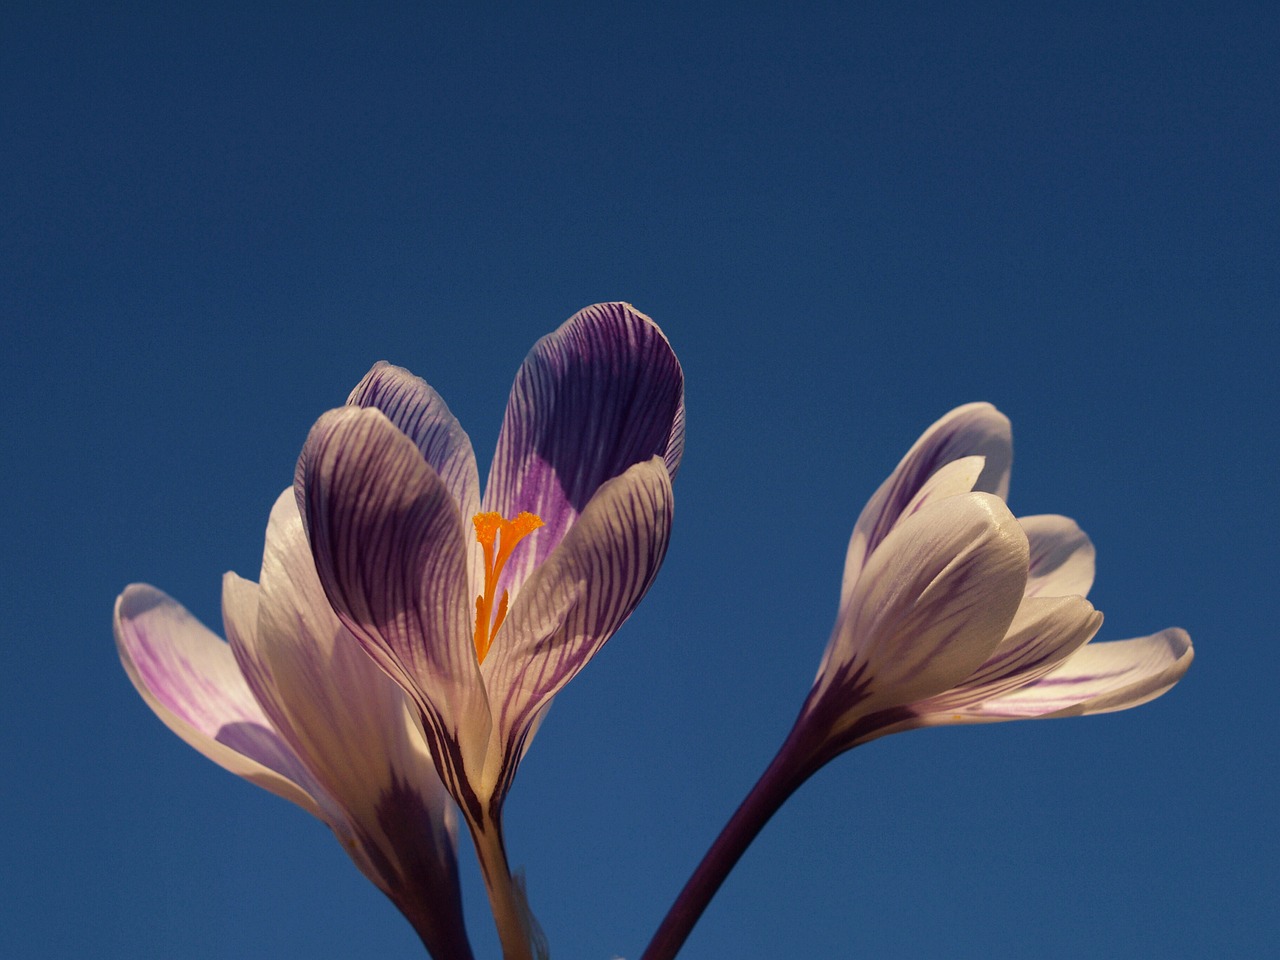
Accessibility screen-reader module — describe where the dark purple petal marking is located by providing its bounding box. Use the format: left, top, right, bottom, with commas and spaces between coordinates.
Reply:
480, 457, 674, 810
296, 406, 492, 808
346, 362, 481, 524
844, 404, 1012, 589
482, 303, 684, 593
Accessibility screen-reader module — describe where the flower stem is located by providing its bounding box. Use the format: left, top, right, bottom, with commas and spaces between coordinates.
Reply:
470, 817, 536, 960
640, 729, 820, 960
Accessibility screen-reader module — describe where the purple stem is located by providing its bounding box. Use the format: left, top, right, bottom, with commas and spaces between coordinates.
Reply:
640, 726, 822, 960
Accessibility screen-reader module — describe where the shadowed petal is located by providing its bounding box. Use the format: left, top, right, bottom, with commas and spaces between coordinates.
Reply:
482, 303, 684, 595
815, 493, 1029, 725
297, 406, 491, 808
114, 583, 322, 817
478, 457, 674, 805
971, 628, 1194, 719
1021, 514, 1096, 598
843, 403, 1012, 598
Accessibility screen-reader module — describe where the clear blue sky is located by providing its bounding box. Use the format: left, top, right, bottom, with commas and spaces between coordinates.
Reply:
2, 2, 1274, 958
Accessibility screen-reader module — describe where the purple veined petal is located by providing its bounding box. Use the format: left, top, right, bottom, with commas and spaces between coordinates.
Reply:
296, 406, 492, 813
914, 594, 1103, 717
231, 491, 469, 956
345, 361, 482, 527
970, 628, 1193, 719
114, 583, 323, 817
842, 403, 1012, 599
482, 303, 684, 596
1021, 514, 1096, 599
477, 457, 674, 806
233, 490, 453, 828
892, 455, 986, 528
813, 492, 1030, 727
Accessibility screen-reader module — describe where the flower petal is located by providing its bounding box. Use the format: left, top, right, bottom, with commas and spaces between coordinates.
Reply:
296, 405, 491, 815
114, 583, 322, 816
232, 490, 468, 954
842, 403, 1012, 597
482, 303, 684, 594
345, 361, 482, 528
1021, 514, 1096, 598
478, 457, 674, 805
915, 594, 1103, 716
969, 628, 1193, 719
814, 492, 1029, 726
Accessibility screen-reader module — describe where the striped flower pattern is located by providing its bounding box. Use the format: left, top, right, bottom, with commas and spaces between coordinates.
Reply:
295, 302, 685, 833
115, 491, 472, 959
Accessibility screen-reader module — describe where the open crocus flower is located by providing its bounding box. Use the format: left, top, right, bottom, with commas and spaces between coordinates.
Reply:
799, 401, 1193, 757
641, 402, 1191, 960
115, 490, 472, 960
295, 302, 684, 960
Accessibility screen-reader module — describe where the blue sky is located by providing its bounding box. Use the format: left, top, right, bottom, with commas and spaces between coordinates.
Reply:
2, 2, 1275, 958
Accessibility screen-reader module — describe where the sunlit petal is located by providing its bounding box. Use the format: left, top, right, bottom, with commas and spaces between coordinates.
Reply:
814, 492, 1029, 724
114, 583, 322, 816
972, 628, 1194, 719
842, 403, 1011, 600
482, 303, 684, 595
1021, 514, 1096, 598
297, 405, 492, 804
479, 457, 673, 800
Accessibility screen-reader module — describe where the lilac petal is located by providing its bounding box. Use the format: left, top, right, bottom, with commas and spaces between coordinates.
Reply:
971, 628, 1193, 719
842, 403, 1012, 598
916, 595, 1103, 716
345, 361, 482, 527
482, 303, 684, 595
114, 583, 322, 816
296, 406, 491, 808
1021, 514, 1096, 599
814, 492, 1029, 722
478, 457, 673, 805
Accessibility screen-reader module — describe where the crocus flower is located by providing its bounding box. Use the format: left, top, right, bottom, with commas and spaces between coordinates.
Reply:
116, 490, 472, 960
800, 401, 1193, 757
295, 302, 684, 960
642, 402, 1191, 960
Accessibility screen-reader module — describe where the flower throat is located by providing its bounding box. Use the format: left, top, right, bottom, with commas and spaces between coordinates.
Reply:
472, 511, 544, 663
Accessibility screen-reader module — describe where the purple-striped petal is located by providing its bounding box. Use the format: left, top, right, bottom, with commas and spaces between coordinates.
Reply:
915, 595, 1103, 716
477, 457, 673, 804
296, 406, 492, 803
345, 361, 482, 528
481, 303, 684, 596
842, 404, 1012, 598
1021, 514, 1096, 599
114, 583, 322, 816
970, 628, 1194, 719
230, 490, 469, 955
814, 493, 1029, 722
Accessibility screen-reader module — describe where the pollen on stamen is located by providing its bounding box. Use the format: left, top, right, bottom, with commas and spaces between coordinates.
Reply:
472, 512, 503, 548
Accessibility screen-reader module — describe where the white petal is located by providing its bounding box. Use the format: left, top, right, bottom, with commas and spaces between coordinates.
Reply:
842, 403, 1012, 601
1021, 514, 1096, 598
970, 628, 1193, 719
114, 583, 322, 817
815, 492, 1029, 721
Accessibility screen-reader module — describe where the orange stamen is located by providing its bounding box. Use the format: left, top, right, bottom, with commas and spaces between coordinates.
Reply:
471, 510, 543, 663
